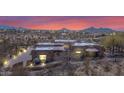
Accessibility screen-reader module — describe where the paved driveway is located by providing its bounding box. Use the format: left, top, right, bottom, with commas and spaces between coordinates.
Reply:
9, 47, 33, 67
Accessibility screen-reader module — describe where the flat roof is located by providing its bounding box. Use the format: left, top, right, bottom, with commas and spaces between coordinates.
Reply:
34, 46, 65, 51
55, 39, 76, 43
86, 48, 99, 52
36, 42, 64, 46
72, 42, 99, 47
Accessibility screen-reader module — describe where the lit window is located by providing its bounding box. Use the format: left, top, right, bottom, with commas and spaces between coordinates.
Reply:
39, 55, 47, 62
75, 50, 81, 54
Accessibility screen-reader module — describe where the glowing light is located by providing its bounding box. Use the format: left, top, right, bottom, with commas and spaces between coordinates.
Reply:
18, 51, 22, 56
75, 50, 81, 54
22, 48, 27, 53
3, 60, 9, 67
41, 63, 46, 67
13, 55, 17, 59
4, 60, 8, 65
39, 55, 47, 61
29, 63, 33, 67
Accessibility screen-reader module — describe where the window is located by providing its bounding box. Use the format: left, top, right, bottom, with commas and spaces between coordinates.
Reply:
39, 55, 47, 62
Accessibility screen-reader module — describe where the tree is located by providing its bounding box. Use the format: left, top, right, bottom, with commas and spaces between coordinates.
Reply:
102, 33, 124, 62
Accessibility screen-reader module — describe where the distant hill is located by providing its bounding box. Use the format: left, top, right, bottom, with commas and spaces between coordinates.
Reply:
57, 27, 118, 34
0, 25, 122, 33
57, 28, 72, 32
0, 25, 28, 32
0, 25, 17, 30
79, 27, 116, 34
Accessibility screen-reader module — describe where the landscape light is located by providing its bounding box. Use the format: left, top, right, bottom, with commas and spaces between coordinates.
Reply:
13, 55, 17, 59
22, 48, 27, 53
29, 63, 33, 67
18, 51, 22, 56
41, 63, 46, 67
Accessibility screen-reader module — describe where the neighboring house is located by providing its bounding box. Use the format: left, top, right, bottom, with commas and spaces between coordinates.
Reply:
71, 42, 105, 61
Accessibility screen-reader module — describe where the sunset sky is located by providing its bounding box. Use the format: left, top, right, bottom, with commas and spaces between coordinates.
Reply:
0, 16, 124, 30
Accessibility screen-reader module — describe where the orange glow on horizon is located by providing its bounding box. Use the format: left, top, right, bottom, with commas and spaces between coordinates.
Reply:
0, 16, 124, 30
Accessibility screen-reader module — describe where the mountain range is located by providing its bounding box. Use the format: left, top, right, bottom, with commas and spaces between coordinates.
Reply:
0, 25, 17, 30
79, 27, 116, 34
0, 25, 121, 33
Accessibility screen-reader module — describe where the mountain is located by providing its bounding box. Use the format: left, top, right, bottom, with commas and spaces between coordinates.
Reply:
58, 28, 71, 32
0, 25, 121, 33
80, 27, 116, 34
0, 25, 28, 32
0, 25, 17, 30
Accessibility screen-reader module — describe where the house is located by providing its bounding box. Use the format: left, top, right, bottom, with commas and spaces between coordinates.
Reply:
71, 42, 104, 61
30, 41, 105, 66
31, 43, 65, 65
54, 39, 76, 50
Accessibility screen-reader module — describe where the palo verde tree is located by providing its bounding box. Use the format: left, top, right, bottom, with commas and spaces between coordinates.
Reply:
101, 33, 124, 59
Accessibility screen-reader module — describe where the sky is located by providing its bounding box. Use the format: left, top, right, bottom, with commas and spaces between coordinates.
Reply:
0, 16, 124, 30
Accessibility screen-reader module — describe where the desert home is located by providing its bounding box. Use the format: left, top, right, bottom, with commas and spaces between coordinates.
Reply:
30, 40, 104, 66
